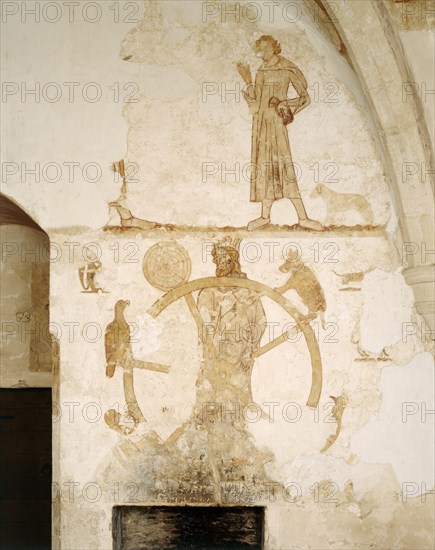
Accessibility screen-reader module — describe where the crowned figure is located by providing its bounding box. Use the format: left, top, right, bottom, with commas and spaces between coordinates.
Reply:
197, 237, 267, 402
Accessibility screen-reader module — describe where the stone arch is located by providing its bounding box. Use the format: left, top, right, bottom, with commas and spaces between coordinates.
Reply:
312, 0, 434, 334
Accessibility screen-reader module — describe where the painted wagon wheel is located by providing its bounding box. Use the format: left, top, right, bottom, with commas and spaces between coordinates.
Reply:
146, 277, 322, 409
111, 242, 323, 432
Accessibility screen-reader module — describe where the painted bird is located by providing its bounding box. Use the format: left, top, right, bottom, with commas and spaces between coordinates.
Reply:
104, 299, 131, 378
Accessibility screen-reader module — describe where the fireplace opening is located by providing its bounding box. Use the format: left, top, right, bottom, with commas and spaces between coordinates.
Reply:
112, 505, 264, 549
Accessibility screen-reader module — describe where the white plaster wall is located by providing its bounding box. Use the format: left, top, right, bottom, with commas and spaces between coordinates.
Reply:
1, 1, 145, 228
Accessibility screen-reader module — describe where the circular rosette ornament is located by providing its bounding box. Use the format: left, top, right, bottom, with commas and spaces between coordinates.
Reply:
142, 241, 192, 291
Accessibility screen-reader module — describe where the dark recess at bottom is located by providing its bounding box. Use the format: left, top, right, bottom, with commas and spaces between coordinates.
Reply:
112, 505, 264, 550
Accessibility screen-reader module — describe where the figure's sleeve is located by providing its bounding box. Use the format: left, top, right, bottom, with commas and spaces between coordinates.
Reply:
242, 70, 264, 115
279, 65, 310, 115
289, 64, 308, 90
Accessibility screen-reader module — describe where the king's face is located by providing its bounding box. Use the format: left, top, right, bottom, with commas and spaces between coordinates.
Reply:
214, 249, 236, 277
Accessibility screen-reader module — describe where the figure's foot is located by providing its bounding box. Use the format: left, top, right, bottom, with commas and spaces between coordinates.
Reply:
247, 216, 271, 231
109, 201, 131, 220
298, 218, 323, 231
110, 202, 157, 230
122, 216, 157, 231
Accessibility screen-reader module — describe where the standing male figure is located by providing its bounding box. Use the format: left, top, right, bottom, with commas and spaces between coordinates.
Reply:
237, 35, 322, 231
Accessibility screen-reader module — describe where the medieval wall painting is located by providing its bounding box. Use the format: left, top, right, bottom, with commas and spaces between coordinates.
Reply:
41, 2, 434, 549
49, 220, 431, 548
104, 1, 391, 232
103, 237, 325, 495
97, 4, 391, 502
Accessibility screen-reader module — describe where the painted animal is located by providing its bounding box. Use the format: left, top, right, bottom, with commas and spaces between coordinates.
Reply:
320, 395, 347, 453
310, 184, 374, 226
104, 299, 131, 377
275, 251, 326, 324
332, 270, 366, 285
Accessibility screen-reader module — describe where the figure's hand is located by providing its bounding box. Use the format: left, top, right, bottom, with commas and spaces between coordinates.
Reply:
276, 101, 294, 124
276, 104, 287, 117
237, 62, 252, 85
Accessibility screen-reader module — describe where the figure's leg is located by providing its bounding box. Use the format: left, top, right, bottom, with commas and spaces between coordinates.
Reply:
290, 197, 323, 231
283, 161, 323, 230
247, 199, 273, 231
291, 197, 307, 219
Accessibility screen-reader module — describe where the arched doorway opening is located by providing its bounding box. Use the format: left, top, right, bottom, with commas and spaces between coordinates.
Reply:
1, 192, 53, 549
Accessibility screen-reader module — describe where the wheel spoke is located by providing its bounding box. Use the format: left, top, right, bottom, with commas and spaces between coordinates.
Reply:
148, 277, 322, 408
184, 293, 217, 359
253, 325, 300, 358
131, 359, 170, 373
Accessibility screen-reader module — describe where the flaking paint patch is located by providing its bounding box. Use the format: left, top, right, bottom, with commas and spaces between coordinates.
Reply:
351, 353, 435, 491
359, 269, 415, 354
